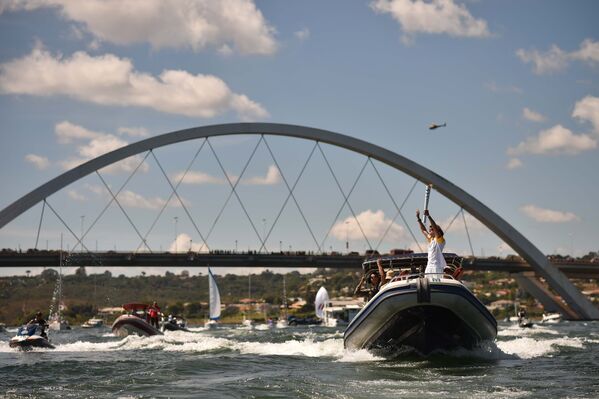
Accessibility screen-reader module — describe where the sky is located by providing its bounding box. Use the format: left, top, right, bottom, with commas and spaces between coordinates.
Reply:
0, 0, 598, 276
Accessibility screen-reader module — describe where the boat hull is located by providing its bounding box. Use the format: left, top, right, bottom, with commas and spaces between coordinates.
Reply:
111, 315, 163, 337
9, 336, 55, 350
344, 277, 497, 355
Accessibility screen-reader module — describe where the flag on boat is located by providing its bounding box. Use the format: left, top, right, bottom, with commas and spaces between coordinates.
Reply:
315, 287, 329, 319
208, 268, 221, 320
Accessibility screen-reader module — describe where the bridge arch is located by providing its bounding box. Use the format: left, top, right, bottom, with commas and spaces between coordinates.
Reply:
1, 123, 597, 319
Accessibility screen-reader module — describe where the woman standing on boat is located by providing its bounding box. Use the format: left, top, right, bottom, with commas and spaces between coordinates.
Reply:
416, 209, 447, 275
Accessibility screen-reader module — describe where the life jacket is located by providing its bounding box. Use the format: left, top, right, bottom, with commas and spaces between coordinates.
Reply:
149, 306, 159, 318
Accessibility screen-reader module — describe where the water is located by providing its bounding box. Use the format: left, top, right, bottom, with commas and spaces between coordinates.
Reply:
1, 322, 599, 398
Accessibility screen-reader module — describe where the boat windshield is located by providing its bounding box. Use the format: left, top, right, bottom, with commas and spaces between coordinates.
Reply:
362, 253, 464, 282
17, 324, 42, 336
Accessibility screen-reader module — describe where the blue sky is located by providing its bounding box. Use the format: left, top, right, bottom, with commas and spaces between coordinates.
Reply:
0, 0, 598, 276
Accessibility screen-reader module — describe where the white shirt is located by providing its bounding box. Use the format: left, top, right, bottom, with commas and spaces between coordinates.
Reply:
425, 236, 447, 275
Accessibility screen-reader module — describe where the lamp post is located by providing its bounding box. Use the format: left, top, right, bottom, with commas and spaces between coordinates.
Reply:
345, 220, 350, 254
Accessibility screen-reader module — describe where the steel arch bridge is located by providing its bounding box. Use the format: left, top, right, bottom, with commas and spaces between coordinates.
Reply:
1, 123, 597, 319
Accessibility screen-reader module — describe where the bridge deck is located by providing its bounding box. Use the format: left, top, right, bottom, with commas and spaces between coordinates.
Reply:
1, 252, 597, 278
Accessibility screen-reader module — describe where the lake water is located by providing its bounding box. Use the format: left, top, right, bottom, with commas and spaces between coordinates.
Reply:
1, 321, 599, 398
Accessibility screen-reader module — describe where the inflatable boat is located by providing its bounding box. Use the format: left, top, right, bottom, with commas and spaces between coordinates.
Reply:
344, 253, 496, 355
111, 303, 163, 337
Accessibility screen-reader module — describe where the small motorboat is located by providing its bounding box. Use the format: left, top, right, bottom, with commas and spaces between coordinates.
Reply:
81, 317, 104, 328
344, 253, 497, 355
541, 313, 562, 324
162, 315, 189, 332
9, 324, 55, 350
315, 287, 362, 327
111, 303, 163, 337
48, 315, 71, 331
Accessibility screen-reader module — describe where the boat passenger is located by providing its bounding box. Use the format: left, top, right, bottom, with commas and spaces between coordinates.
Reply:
148, 302, 161, 329
377, 258, 394, 288
353, 271, 381, 301
416, 209, 447, 275
27, 311, 48, 338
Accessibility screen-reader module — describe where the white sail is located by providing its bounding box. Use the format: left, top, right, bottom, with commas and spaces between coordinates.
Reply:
208, 268, 221, 320
315, 287, 329, 319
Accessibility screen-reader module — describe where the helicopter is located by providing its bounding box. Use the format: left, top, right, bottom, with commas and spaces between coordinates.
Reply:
428, 122, 447, 130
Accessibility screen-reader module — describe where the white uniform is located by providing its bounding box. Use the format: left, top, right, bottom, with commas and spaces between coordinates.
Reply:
425, 236, 447, 274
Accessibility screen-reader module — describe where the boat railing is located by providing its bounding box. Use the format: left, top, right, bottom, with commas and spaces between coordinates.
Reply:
388, 272, 458, 284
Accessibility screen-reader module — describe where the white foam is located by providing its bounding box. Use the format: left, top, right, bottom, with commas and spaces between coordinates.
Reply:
498, 324, 560, 337
497, 336, 585, 359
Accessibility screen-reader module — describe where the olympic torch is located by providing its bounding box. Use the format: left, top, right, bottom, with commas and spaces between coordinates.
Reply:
422, 184, 432, 225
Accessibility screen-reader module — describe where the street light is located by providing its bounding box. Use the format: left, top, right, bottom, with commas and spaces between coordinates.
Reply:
345, 220, 350, 253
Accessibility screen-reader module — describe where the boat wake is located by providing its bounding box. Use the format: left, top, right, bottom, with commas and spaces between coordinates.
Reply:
2, 326, 596, 362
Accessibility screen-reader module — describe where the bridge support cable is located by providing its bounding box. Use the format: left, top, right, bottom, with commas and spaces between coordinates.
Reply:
461, 208, 475, 257
43, 199, 94, 254
70, 151, 152, 253
318, 144, 373, 250
444, 207, 462, 233
207, 138, 268, 252
96, 171, 153, 252
260, 137, 321, 253
369, 160, 423, 252
150, 149, 210, 252
203, 136, 264, 245
34, 199, 46, 250
134, 139, 208, 254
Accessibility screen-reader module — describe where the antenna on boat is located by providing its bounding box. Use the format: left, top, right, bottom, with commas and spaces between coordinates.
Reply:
422, 184, 432, 225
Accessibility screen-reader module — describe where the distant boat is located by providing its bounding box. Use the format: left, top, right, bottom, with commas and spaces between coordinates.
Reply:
315, 287, 361, 327
276, 275, 289, 328
541, 313, 562, 324
48, 255, 70, 331
204, 268, 221, 329
81, 317, 104, 328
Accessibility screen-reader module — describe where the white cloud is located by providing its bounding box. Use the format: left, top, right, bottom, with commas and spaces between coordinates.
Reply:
172, 170, 225, 185
371, 0, 490, 41
117, 127, 149, 138
570, 38, 599, 66
517, 39, 599, 74
55, 120, 101, 143
516, 45, 568, 74
507, 124, 597, 156
506, 158, 523, 170
331, 209, 408, 243
241, 165, 281, 185
522, 107, 545, 123
54, 121, 150, 174
572, 95, 599, 134
169, 233, 208, 253
1, 0, 277, 55
295, 27, 310, 41
67, 189, 86, 201
24, 153, 50, 170
117, 190, 183, 210
520, 205, 579, 223
0, 47, 269, 120
173, 165, 281, 186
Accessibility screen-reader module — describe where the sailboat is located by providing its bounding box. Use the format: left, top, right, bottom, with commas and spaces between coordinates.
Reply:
49, 245, 70, 331
242, 274, 254, 328
276, 274, 289, 328
204, 268, 221, 329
